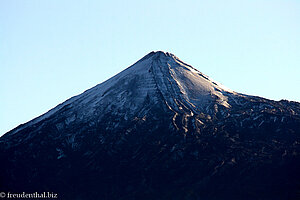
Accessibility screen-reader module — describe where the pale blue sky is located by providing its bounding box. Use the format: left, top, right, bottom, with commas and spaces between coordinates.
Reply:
1, 0, 299, 135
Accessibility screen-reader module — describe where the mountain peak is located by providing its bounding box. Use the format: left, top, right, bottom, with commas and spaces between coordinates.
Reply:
1, 51, 300, 200
6, 51, 233, 136
139, 51, 176, 63
148, 50, 172, 56
153, 50, 175, 57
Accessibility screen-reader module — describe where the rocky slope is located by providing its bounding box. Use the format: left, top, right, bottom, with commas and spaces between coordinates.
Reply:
1, 51, 300, 199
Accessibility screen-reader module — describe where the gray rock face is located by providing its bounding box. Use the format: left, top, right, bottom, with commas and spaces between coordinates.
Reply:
1, 51, 300, 200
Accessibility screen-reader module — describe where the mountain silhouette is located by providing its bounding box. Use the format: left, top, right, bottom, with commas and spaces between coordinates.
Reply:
1, 51, 299, 200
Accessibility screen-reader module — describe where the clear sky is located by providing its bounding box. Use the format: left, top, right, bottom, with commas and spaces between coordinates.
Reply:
1, 0, 299, 135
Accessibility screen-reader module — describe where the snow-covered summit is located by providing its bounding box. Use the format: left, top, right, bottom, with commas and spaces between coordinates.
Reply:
65, 50, 234, 114
9, 51, 236, 135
